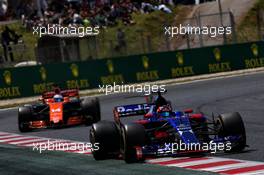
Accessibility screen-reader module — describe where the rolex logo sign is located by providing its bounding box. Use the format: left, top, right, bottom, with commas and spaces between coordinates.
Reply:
251, 44, 258, 57
213, 48, 221, 62
176, 52, 184, 66
142, 56, 149, 70
70, 64, 79, 78
39, 67, 47, 81
107, 60, 114, 74
3, 70, 11, 85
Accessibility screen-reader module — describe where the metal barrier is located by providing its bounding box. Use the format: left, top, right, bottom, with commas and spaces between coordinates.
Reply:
0, 43, 30, 67
34, 11, 243, 63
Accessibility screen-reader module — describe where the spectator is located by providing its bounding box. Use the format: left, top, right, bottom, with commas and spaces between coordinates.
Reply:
115, 28, 126, 52
158, 4, 172, 13
1, 26, 22, 61
141, 2, 155, 13
1, 26, 14, 62
36, 0, 48, 18
7, 0, 176, 30
0, 0, 7, 20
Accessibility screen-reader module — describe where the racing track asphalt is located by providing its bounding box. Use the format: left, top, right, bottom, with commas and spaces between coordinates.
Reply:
0, 71, 264, 162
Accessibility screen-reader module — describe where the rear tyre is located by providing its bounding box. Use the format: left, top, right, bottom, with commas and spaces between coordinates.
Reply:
81, 98, 101, 125
217, 112, 246, 152
121, 123, 146, 163
18, 106, 32, 132
89, 121, 120, 160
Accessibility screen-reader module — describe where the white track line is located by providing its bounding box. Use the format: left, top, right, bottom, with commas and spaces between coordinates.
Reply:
168, 157, 228, 167
214, 162, 264, 173
11, 138, 48, 145
238, 170, 264, 175
0, 136, 26, 142
203, 162, 264, 172
0, 134, 20, 139
146, 157, 189, 163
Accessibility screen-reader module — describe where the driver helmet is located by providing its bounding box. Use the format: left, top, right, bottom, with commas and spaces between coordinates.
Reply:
54, 94, 63, 102
157, 104, 172, 117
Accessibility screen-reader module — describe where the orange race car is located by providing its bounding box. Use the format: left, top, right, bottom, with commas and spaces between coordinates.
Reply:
18, 88, 100, 132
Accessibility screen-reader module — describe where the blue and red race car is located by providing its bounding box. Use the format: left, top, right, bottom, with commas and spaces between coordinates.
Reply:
90, 91, 246, 163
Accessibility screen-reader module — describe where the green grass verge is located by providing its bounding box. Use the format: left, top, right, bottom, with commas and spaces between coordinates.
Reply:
95, 7, 177, 58
95, 5, 191, 59
236, 0, 264, 42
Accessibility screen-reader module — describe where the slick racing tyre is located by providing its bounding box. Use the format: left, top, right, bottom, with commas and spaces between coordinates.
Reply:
18, 106, 32, 132
217, 112, 246, 152
81, 97, 101, 125
121, 123, 146, 163
90, 121, 120, 160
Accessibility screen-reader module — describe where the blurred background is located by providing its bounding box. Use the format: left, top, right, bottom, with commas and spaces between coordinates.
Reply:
0, 0, 263, 68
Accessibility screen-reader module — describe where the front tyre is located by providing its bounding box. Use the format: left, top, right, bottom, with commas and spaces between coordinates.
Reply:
90, 121, 120, 160
217, 112, 246, 152
18, 106, 32, 132
121, 123, 146, 163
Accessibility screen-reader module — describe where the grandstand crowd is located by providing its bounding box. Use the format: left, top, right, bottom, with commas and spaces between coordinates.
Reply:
1, 0, 205, 29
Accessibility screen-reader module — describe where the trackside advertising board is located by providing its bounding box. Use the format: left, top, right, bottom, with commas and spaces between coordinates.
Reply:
0, 41, 263, 99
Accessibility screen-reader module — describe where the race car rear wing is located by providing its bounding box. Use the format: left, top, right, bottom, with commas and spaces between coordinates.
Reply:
42, 89, 79, 99
113, 103, 154, 118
